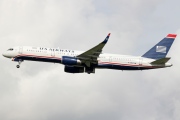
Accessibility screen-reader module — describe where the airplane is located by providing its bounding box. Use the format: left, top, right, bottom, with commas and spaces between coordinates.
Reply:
2, 33, 176, 74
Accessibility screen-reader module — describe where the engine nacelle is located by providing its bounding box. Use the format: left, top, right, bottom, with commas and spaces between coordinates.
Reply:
64, 66, 84, 73
61, 56, 81, 66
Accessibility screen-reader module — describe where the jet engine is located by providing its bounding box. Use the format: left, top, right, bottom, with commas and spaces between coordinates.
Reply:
64, 66, 84, 73
61, 56, 81, 66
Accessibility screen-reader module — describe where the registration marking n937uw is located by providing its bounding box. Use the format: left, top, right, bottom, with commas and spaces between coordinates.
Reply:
2, 33, 176, 74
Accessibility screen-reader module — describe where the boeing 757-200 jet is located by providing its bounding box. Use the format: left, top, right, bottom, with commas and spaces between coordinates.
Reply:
2, 33, 176, 74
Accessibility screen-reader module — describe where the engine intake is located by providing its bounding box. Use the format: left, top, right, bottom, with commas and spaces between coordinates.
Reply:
62, 56, 81, 66
64, 66, 84, 73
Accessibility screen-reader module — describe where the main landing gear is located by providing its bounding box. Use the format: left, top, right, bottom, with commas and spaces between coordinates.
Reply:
16, 60, 23, 68
85, 66, 95, 74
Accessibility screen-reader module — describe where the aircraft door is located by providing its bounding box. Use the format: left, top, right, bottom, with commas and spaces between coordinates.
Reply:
51, 49, 55, 57
109, 56, 113, 68
109, 56, 112, 62
19, 47, 23, 54
139, 58, 142, 65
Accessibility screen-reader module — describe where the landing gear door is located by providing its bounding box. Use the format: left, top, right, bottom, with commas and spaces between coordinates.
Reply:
19, 47, 23, 54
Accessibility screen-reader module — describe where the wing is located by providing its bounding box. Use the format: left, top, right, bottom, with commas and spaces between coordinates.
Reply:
77, 33, 111, 67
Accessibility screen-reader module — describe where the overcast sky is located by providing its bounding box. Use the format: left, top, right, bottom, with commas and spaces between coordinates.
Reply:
0, 0, 180, 120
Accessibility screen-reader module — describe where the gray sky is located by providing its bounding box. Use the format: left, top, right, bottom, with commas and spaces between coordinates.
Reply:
0, 0, 180, 120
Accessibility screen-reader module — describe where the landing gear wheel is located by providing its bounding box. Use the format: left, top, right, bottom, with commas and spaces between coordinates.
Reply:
85, 66, 95, 74
16, 59, 23, 68
16, 65, 20, 68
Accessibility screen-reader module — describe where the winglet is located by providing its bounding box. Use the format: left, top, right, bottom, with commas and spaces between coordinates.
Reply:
102, 33, 111, 44
108, 33, 111, 37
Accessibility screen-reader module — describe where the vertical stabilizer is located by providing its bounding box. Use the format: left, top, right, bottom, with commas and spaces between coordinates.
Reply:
142, 34, 176, 59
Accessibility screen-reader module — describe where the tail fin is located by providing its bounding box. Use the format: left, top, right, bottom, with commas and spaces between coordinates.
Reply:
142, 34, 176, 59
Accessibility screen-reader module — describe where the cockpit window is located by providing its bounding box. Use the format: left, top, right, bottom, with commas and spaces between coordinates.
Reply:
8, 48, 14, 51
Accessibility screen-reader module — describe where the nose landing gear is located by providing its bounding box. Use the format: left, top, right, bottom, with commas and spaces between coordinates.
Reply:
16, 60, 23, 68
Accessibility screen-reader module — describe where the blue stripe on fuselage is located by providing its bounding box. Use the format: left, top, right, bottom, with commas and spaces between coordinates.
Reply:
16, 56, 61, 63
97, 64, 153, 70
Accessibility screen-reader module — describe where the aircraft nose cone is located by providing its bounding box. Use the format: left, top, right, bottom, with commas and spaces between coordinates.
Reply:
2, 53, 7, 57
2, 53, 5, 57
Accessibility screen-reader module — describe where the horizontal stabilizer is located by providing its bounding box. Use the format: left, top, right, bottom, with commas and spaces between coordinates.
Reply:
151, 57, 171, 64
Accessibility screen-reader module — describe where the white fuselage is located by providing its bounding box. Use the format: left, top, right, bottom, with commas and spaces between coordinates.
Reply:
2, 46, 172, 71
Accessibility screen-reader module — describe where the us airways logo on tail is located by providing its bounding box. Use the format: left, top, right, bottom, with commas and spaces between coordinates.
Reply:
156, 46, 166, 53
